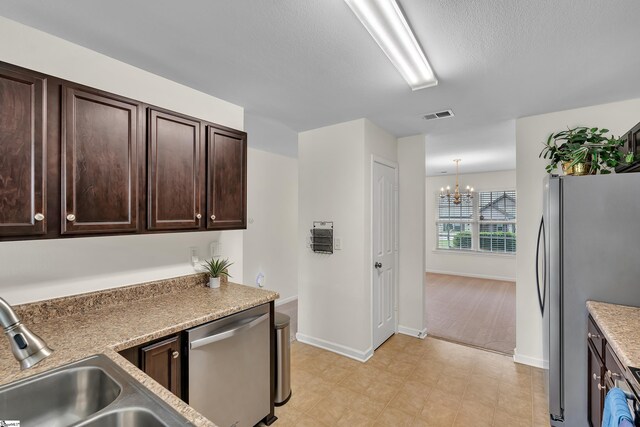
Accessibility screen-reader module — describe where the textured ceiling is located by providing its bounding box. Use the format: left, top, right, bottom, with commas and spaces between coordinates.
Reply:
1, 0, 640, 172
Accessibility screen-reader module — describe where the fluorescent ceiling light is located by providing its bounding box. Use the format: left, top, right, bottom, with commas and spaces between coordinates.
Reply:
345, 0, 437, 90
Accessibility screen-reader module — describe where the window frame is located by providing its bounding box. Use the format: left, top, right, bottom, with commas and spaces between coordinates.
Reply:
435, 188, 516, 255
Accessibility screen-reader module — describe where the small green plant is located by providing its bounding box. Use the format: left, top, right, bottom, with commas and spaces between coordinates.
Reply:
539, 127, 633, 174
201, 258, 233, 278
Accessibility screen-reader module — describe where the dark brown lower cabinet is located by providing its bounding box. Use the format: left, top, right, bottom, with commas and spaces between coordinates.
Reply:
140, 335, 182, 399
587, 341, 604, 427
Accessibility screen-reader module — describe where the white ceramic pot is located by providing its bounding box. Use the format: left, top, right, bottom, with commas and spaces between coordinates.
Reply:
209, 277, 221, 289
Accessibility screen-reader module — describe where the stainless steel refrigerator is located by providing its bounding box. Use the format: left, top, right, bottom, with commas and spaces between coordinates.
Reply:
538, 174, 640, 426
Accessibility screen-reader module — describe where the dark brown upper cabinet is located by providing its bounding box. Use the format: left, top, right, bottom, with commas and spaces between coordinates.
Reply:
61, 86, 141, 234
148, 109, 203, 230
207, 126, 247, 230
0, 66, 47, 237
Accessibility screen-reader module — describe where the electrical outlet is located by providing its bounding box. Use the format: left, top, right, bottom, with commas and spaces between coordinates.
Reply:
334, 237, 342, 250
210, 241, 221, 258
256, 272, 265, 288
189, 247, 199, 266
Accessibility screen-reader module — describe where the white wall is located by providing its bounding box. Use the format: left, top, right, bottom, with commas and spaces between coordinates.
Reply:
0, 17, 244, 304
243, 148, 298, 302
515, 97, 640, 366
297, 119, 398, 360
425, 170, 517, 281
297, 119, 369, 358
244, 112, 298, 158
397, 135, 427, 337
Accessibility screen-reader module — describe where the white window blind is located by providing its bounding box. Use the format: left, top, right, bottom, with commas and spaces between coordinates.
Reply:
478, 190, 516, 253
436, 190, 516, 254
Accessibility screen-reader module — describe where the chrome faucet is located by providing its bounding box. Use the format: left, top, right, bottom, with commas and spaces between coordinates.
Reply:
0, 297, 52, 369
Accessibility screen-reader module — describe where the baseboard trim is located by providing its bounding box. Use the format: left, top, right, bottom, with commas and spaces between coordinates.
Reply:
513, 349, 547, 369
397, 325, 427, 339
275, 295, 298, 307
295, 332, 373, 362
426, 269, 515, 282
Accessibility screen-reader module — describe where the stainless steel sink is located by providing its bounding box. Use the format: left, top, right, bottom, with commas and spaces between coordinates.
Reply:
77, 408, 169, 427
0, 355, 190, 427
0, 365, 121, 426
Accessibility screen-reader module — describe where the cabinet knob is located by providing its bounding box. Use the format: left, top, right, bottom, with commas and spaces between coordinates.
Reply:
210, 214, 216, 221
593, 373, 601, 381
588, 332, 601, 339
598, 383, 606, 391
196, 213, 202, 219
172, 351, 179, 359
66, 214, 76, 222
34, 213, 45, 221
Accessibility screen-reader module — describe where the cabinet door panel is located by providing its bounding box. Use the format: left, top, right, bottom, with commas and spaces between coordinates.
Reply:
0, 67, 46, 236
207, 127, 246, 229
148, 110, 201, 230
62, 87, 139, 234
141, 335, 181, 399
588, 341, 604, 427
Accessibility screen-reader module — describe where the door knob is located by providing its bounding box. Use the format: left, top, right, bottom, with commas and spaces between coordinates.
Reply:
374, 262, 382, 269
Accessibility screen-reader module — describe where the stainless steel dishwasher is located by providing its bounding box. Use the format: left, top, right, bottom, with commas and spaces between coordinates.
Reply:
186, 303, 271, 427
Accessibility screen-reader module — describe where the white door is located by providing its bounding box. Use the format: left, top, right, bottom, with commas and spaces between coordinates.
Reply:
372, 160, 397, 350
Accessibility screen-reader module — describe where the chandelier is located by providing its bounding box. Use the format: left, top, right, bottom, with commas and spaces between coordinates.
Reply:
440, 159, 474, 205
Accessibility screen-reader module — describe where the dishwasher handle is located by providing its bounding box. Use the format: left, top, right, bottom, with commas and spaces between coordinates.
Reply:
189, 313, 269, 350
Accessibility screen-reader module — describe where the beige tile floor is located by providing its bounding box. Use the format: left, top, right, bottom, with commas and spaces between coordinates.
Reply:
272, 334, 550, 426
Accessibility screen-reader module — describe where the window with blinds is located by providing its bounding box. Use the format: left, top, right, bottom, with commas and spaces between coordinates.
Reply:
478, 190, 516, 253
435, 190, 516, 254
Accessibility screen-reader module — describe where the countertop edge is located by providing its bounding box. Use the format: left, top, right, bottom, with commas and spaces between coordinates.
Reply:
586, 300, 638, 368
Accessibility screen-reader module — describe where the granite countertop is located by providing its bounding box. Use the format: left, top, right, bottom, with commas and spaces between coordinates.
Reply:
0, 274, 279, 426
587, 300, 640, 368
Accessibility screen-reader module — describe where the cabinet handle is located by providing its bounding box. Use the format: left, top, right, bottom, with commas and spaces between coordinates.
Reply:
172, 351, 179, 359
607, 370, 620, 378
588, 332, 601, 339
66, 214, 76, 221
210, 214, 216, 221
593, 373, 601, 381
196, 213, 202, 219
34, 213, 45, 221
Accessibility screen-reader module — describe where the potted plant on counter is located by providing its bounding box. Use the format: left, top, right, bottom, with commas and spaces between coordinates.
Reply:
539, 126, 633, 175
201, 258, 233, 289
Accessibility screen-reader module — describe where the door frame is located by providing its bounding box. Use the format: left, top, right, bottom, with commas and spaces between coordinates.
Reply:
370, 155, 400, 350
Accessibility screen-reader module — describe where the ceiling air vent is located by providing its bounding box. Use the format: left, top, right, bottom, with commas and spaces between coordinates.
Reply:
423, 109, 454, 121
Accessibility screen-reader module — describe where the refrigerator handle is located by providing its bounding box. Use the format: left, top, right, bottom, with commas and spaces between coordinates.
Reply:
542, 218, 547, 313
536, 216, 546, 316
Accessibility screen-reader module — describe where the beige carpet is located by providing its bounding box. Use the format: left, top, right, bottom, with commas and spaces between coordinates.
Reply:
425, 273, 516, 355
